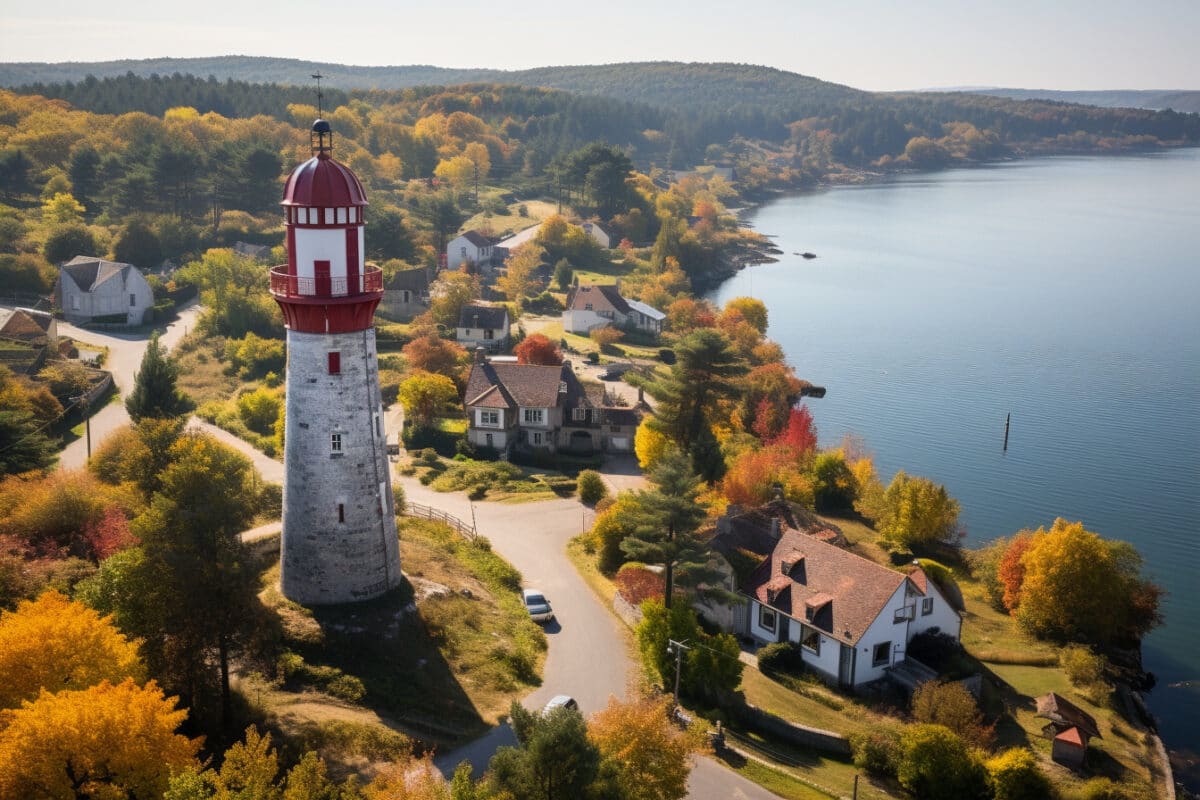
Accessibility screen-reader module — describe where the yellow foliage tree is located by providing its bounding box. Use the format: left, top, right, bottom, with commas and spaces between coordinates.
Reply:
0, 590, 144, 710
41, 191, 86, 224
495, 242, 543, 312
634, 421, 669, 470
0, 678, 200, 799
363, 753, 450, 799
434, 155, 476, 196
588, 696, 692, 800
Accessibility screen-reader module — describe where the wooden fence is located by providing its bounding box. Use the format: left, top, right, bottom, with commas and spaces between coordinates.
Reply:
404, 501, 478, 541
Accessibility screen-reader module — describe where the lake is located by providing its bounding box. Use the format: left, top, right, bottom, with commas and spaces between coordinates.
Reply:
709, 149, 1200, 786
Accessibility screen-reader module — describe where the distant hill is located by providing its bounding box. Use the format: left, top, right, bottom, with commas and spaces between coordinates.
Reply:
921, 87, 1200, 114
0, 57, 866, 113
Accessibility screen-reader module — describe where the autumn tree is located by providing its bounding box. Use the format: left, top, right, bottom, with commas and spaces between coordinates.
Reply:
737, 362, 804, 439
514, 333, 563, 366
723, 296, 768, 335
589, 325, 624, 350
126, 332, 193, 421
398, 371, 459, 428
811, 450, 858, 513
0, 590, 143, 709
496, 242, 543, 312
589, 696, 692, 800
874, 470, 961, 550
428, 270, 480, 328
1014, 519, 1162, 646
986, 748, 1056, 800
997, 531, 1037, 612
43, 222, 98, 265
637, 600, 743, 700
0, 678, 201, 800
402, 332, 467, 382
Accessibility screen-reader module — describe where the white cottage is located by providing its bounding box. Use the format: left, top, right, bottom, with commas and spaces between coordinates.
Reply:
445, 230, 495, 273
57, 256, 154, 326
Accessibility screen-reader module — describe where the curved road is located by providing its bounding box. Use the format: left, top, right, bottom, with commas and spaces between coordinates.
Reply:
57, 312, 778, 799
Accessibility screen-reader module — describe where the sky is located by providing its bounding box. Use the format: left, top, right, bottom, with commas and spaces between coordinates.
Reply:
1, 0, 1197, 91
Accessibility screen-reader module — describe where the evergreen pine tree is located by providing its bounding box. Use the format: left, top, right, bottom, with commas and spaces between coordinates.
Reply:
125, 333, 192, 422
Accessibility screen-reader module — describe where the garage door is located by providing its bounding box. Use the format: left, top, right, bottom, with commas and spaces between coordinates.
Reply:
610, 437, 630, 451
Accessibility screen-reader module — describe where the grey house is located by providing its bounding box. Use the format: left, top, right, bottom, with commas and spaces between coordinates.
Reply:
380, 267, 430, 320
456, 304, 510, 351
56, 256, 154, 325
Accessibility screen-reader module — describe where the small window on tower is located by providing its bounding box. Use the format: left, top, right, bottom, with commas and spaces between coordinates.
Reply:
337, 208, 347, 224
328, 352, 341, 374
330, 433, 342, 454
325, 208, 334, 224
337, 503, 345, 523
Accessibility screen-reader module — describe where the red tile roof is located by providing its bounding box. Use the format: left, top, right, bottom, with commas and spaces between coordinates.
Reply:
1054, 726, 1086, 747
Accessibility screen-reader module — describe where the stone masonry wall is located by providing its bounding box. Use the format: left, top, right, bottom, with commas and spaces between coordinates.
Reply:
281, 327, 401, 604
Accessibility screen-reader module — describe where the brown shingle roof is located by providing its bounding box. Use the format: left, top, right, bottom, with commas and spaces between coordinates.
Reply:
565, 283, 631, 315
0, 309, 51, 340
61, 256, 133, 292
464, 362, 589, 410
385, 268, 429, 292
745, 529, 909, 645
1037, 693, 1101, 740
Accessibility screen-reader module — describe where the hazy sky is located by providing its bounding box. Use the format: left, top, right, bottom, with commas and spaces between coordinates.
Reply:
2, 0, 1197, 91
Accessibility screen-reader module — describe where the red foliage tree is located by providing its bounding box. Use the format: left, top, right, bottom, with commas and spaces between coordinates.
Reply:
998, 532, 1036, 612
772, 405, 818, 456
83, 506, 134, 561
722, 445, 794, 506
513, 333, 562, 366
614, 566, 664, 607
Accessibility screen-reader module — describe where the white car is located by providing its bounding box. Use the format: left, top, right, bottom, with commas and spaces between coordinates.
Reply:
522, 589, 554, 623
543, 694, 579, 714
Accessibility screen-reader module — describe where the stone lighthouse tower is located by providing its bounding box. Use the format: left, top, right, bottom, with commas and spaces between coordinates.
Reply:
270, 119, 401, 605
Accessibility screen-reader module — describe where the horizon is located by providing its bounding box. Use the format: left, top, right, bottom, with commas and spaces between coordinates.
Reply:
2, 0, 1198, 92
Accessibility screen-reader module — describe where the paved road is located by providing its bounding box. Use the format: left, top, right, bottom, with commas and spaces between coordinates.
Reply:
57, 303, 203, 470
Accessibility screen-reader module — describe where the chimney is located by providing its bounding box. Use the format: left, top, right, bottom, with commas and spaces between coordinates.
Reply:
474, 346, 486, 364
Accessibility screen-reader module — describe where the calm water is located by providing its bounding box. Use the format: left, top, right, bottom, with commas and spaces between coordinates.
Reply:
710, 150, 1200, 781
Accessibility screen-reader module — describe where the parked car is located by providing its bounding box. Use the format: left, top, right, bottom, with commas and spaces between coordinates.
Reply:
543, 695, 578, 714
522, 589, 554, 623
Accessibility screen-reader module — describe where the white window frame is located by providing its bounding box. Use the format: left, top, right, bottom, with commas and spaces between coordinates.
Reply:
330, 432, 343, 454
758, 604, 777, 634
480, 410, 499, 427
800, 624, 821, 655
523, 408, 545, 425
894, 605, 915, 623
921, 597, 934, 616
532, 432, 543, 445
573, 408, 587, 422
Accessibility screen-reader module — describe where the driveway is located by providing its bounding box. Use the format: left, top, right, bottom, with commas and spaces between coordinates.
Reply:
56, 303, 204, 470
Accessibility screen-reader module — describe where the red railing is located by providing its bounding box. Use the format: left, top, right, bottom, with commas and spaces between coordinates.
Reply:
269, 265, 383, 298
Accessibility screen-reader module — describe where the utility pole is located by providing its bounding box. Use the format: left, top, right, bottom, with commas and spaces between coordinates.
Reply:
667, 638, 690, 703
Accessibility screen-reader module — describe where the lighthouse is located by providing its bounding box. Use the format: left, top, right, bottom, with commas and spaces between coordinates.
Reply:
270, 119, 401, 605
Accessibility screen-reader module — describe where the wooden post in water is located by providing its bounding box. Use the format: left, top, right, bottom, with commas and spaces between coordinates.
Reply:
1003, 413, 1011, 452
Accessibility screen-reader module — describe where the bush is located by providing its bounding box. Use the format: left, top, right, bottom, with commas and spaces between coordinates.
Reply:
897, 724, 990, 800
467, 485, 487, 500
613, 565, 663, 606
756, 641, 806, 675
986, 748, 1056, 800
257, 482, 283, 518
911, 680, 994, 750
576, 470, 608, 505
326, 674, 366, 702
390, 482, 406, 515
658, 348, 676, 364
586, 351, 600, 364
1060, 645, 1107, 687
850, 728, 901, 778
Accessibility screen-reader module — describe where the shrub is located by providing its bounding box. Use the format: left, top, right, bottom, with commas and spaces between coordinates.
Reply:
658, 348, 676, 364
613, 565, 662, 606
326, 674, 366, 702
756, 641, 805, 675
576, 470, 608, 505
1060, 645, 1107, 687
256, 482, 283, 518
986, 748, 1056, 800
586, 351, 599, 364
390, 483, 406, 515
850, 728, 901, 778
911, 680, 994, 750
467, 485, 487, 500
897, 724, 990, 800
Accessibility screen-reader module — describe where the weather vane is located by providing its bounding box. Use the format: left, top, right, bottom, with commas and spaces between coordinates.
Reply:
312, 73, 324, 117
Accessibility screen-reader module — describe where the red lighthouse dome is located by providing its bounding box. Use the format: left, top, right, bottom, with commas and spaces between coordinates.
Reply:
270, 120, 382, 334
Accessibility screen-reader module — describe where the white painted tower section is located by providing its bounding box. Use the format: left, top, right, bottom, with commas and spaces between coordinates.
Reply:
280, 328, 400, 604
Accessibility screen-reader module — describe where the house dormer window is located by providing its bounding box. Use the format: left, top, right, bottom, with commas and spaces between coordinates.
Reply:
758, 606, 777, 633
573, 408, 587, 422
523, 409, 544, 425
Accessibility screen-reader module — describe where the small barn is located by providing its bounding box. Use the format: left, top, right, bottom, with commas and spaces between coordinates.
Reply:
1037, 692, 1101, 769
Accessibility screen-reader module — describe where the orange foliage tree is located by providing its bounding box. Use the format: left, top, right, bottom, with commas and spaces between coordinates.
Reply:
589, 695, 693, 800
0, 679, 200, 800
0, 590, 144, 709
514, 333, 563, 365
402, 332, 467, 384
997, 531, 1036, 613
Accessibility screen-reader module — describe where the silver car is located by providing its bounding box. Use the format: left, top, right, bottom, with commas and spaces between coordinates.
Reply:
522, 589, 554, 623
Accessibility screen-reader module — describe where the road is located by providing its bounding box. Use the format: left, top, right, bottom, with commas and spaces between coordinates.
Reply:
57, 303, 204, 470
63, 313, 778, 799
